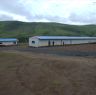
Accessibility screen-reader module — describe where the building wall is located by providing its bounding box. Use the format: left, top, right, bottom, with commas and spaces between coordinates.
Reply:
69, 39, 96, 44
29, 37, 39, 47
38, 40, 65, 47
0, 41, 17, 46
29, 37, 96, 47
38, 40, 49, 47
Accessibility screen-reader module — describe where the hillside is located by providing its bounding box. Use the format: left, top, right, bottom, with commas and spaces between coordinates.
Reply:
0, 21, 96, 42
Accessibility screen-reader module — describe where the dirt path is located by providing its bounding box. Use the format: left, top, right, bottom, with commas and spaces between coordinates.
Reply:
1, 44, 96, 57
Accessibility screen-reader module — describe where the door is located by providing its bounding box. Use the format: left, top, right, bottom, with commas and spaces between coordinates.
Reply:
48, 40, 51, 46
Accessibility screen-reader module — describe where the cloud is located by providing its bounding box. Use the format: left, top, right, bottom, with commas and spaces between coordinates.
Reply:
20, 0, 96, 24
0, 0, 96, 25
0, 10, 29, 22
0, 0, 31, 21
0, 14, 12, 21
0, 0, 30, 16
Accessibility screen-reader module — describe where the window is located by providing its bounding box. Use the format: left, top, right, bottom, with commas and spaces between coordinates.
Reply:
32, 41, 35, 44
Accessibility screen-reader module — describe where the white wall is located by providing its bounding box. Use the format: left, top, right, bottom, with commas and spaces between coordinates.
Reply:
70, 39, 96, 44
38, 39, 96, 47
0, 42, 17, 46
29, 37, 96, 47
38, 40, 65, 47
29, 37, 39, 47
38, 40, 49, 47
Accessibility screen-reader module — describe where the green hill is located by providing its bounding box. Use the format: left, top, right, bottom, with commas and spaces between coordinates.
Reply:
0, 21, 96, 42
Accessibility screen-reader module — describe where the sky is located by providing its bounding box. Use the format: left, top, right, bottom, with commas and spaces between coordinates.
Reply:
0, 0, 96, 25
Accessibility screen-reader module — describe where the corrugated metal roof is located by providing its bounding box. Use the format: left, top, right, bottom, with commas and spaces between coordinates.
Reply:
0, 38, 18, 42
32, 36, 96, 40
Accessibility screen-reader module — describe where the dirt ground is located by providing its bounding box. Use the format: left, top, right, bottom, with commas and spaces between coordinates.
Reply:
1, 43, 96, 56
0, 44, 96, 95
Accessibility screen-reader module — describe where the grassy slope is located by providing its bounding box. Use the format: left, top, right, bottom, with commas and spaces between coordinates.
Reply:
0, 21, 96, 42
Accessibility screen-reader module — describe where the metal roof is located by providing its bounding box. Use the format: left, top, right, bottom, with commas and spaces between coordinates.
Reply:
0, 38, 18, 42
31, 36, 96, 40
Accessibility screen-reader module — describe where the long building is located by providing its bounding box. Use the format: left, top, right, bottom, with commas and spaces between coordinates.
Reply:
29, 36, 96, 47
0, 38, 18, 46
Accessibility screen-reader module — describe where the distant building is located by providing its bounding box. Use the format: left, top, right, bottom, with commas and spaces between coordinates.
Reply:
0, 38, 18, 46
29, 36, 96, 47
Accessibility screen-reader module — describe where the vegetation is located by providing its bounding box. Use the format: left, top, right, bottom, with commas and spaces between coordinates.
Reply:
0, 21, 96, 42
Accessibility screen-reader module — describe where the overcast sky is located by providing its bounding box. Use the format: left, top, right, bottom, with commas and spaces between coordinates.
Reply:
0, 0, 96, 25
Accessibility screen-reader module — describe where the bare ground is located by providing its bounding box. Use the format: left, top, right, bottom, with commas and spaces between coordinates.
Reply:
0, 44, 96, 95
1, 43, 96, 56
